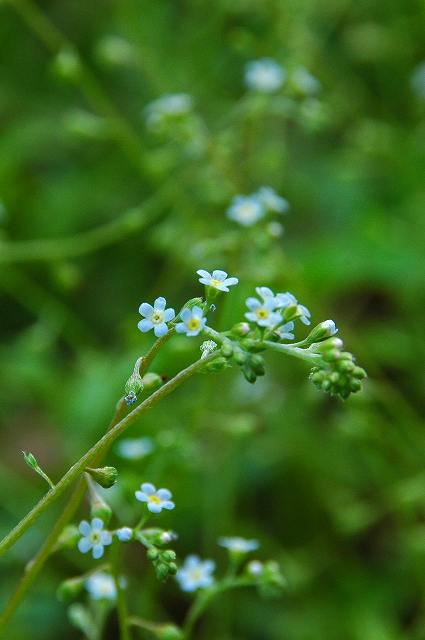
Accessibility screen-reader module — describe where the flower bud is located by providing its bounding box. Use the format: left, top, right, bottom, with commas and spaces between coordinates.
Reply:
167, 562, 178, 575
155, 562, 170, 581
242, 365, 257, 384
57, 576, 85, 601
147, 547, 159, 561
221, 340, 234, 358
161, 549, 176, 562
304, 320, 337, 346
156, 624, 183, 640
233, 350, 248, 365
124, 357, 144, 405
53, 48, 81, 81
249, 354, 265, 376
231, 322, 251, 337
142, 372, 163, 391
241, 339, 266, 353
86, 466, 118, 489
282, 303, 299, 322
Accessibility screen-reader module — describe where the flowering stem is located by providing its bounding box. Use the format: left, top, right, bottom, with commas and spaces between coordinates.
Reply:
263, 340, 325, 365
0, 398, 127, 631
0, 351, 220, 558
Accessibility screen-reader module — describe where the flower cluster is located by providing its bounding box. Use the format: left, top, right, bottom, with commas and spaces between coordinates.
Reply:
245, 58, 286, 93
309, 337, 367, 399
245, 287, 310, 331
135, 482, 175, 514
176, 555, 215, 592
227, 187, 289, 227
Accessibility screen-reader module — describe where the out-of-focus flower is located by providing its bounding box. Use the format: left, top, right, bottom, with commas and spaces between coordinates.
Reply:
175, 306, 206, 336
135, 482, 175, 513
245, 58, 286, 93
176, 555, 215, 592
226, 195, 265, 226
257, 187, 289, 214
160, 530, 178, 544
218, 536, 259, 553
115, 437, 154, 460
197, 269, 239, 292
245, 297, 282, 328
247, 560, 264, 576
138, 297, 175, 338
78, 518, 112, 560
291, 66, 321, 95
144, 93, 193, 130
85, 572, 116, 600
116, 527, 133, 542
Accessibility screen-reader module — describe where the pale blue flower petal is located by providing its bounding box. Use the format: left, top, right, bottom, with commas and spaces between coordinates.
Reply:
138, 319, 154, 333
139, 303, 154, 317
175, 322, 186, 334
147, 502, 162, 514
79, 520, 91, 536
154, 297, 166, 311
91, 518, 104, 531
180, 308, 191, 321
92, 544, 104, 560
212, 270, 227, 280
196, 269, 210, 279
164, 308, 175, 322
101, 531, 112, 546
157, 488, 172, 500
154, 323, 168, 337
78, 537, 92, 554
224, 277, 238, 286
162, 500, 175, 510
246, 297, 260, 310
135, 490, 148, 502
141, 482, 156, 495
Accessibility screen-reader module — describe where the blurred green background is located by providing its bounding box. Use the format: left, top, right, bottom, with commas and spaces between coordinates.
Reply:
1, 0, 425, 638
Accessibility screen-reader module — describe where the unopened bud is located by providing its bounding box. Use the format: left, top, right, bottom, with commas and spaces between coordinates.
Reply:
86, 466, 118, 489
155, 562, 169, 581
142, 372, 162, 391
124, 357, 144, 405
53, 48, 81, 81
156, 624, 183, 640
231, 322, 250, 337
147, 547, 159, 561
304, 320, 337, 346
161, 549, 176, 562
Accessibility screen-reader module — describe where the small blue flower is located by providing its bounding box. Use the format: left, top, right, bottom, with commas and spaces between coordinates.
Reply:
175, 306, 206, 337
218, 536, 259, 553
85, 572, 116, 601
78, 518, 112, 560
245, 58, 286, 93
276, 292, 311, 325
291, 66, 321, 96
257, 187, 289, 214
116, 527, 133, 542
245, 297, 282, 328
275, 321, 295, 340
144, 93, 193, 130
115, 437, 154, 460
197, 269, 239, 292
227, 195, 265, 227
176, 555, 215, 592
135, 482, 175, 514
138, 297, 175, 338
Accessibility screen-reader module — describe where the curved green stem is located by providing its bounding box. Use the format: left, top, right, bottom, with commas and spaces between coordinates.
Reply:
0, 191, 168, 264
0, 350, 220, 558
263, 340, 324, 365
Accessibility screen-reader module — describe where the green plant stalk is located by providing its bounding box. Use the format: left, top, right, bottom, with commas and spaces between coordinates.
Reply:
183, 577, 255, 639
0, 399, 127, 631
6, 0, 144, 171
111, 541, 131, 640
263, 340, 325, 365
0, 190, 169, 264
0, 351, 221, 559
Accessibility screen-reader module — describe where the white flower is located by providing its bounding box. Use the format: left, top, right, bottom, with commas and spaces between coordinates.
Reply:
160, 530, 178, 544
116, 527, 133, 542
197, 269, 239, 292
247, 560, 264, 576
245, 297, 282, 328
135, 482, 175, 514
245, 58, 286, 93
218, 536, 259, 553
175, 306, 206, 337
176, 555, 215, 592
115, 437, 154, 460
227, 195, 265, 227
78, 518, 112, 560
257, 187, 289, 214
85, 572, 116, 601
138, 297, 175, 338
267, 221, 284, 238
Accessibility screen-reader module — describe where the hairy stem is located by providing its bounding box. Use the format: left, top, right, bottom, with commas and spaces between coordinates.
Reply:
0, 351, 219, 558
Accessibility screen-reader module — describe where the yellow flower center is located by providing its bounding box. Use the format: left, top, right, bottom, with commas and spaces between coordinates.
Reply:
152, 311, 163, 323
256, 308, 269, 319
149, 495, 161, 505
188, 318, 201, 331
210, 279, 222, 288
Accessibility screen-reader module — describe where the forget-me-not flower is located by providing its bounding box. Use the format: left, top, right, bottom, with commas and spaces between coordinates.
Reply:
197, 269, 239, 292
245, 58, 286, 93
218, 536, 259, 553
85, 572, 116, 601
78, 518, 112, 560
276, 292, 311, 325
176, 306, 206, 336
138, 297, 175, 338
275, 321, 295, 341
227, 195, 265, 227
257, 187, 289, 214
245, 297, 282, 328
135, 482, 175, 514
176, 555, 215, 592
116, 527, 133, 542
144, 93, 193, 130
115, 437, 154, 460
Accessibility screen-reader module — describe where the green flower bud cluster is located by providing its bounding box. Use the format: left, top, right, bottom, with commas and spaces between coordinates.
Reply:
146, 546, 178, 582
246, 560, 286, 598
220, 336, 266, 384
309, 338, 367, 399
